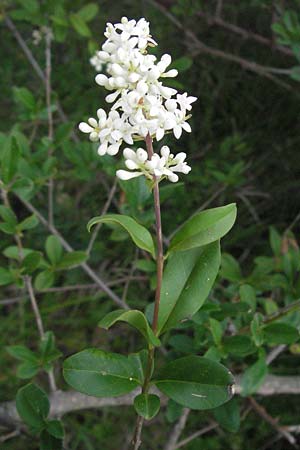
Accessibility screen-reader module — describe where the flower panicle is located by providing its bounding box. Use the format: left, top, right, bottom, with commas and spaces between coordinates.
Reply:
79, 16, 196, 183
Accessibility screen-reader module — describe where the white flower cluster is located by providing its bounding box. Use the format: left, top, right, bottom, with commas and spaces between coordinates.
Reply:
117, 146, 191, 183
79, 17, 196, 182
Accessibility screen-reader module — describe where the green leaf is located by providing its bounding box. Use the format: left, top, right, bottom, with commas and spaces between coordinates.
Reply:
0, 267, 14, 286
63, 349, 140, 397
22, 251, 42, 273
128, 350, 150, 385
77, 3, 99, 22
239, 284, 256, 311
45, 236, 63, 265
88, 214, 155, 257
241, 356, 267, 396
46, 419, 64, 439
16, 0, 39, 14
168, 334, 195, 353
157, 242, 221, 335
263, 322, 299, 345
134, 394, 160, 420
171, 56, 193, 71
269, 227, 282, 256
16, 383, 49, 430
154, 356, 234, 410
251, 313, 264, 346
0, 205, 17, 225
213, 398, 240, 433
166, 399, 183, 423
0, 222, 16, 234
99, 310, 160, 347
6, 345, 38, 362
40, 429, 63, 450
220, 253, 242, 282
39, 331, 62, 366
17, 361, 39, 379
13, 87, 36, 110
70, 13, 92, 37
169, 204, 236, 252
56, 251, 87, 269
34, 270, 55, 290
209, 318, 223, 346
290, 66, 300, 82
1, 136, 20, 184
17, 214, 39, 231
3, 246, 35, 260
223, 336, 256, 357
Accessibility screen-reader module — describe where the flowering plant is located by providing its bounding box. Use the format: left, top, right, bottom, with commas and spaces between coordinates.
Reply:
62, 16, 237, 449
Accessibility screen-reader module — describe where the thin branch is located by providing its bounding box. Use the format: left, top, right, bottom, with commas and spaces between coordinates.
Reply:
145, 0, 298, 95
196, 10, 294, 57
266, 344, 286, 365
248, 397, 296, 446
5, 16, 79, 142
176, 423, 218, 449
86, 179, 117, 255
168, 185, 226, 241
0, 277, 147, 306
4, 16, 45, 81
1, 376, 300, 428
164, 408, 190, 450
215, 0, 223, 19
17, 196, 129, 309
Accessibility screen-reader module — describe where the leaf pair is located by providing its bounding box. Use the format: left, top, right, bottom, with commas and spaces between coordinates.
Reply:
35, 235, 87, 290
7, 331, 62, 379
63, 350, 234, 412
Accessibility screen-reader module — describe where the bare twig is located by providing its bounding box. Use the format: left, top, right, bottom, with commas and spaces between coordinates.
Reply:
237, 192, 261, 223
17, 196, 129, 309
86, 179, 117, 255
266, 344, 286, 365
215, 0, 223, 19
164, 408, 190, 450
176, 423, 218, 449
0, 429, 20, 443
168, 185, 226, 241
248, 397, 296, 446
1, 376, 300, 428
122, 248, 139, 303
145, 0, 298, 95
196, 10, 294, 57
5, 16, 79, 142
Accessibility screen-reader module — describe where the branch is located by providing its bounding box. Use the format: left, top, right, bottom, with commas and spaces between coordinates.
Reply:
164, 408, 190, 450
1, 375, 300, 427
17, 196, 129, 310
249, 396, 296, 446
4, 16, 79, 142
196, 10, 294, 57
145, 0, 298, 95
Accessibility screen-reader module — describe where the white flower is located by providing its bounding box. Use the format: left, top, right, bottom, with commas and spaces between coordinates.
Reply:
116, 146, 191, 182
80, 16, 196, 183
90, 52, 104, 72
79, 109, 135, 155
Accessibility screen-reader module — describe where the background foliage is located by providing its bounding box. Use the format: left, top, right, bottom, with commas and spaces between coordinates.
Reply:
1, 0, 300, 449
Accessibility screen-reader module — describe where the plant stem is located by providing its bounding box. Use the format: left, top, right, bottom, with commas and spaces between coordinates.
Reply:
131, 133, 164, 449
145, 132, 164, 334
